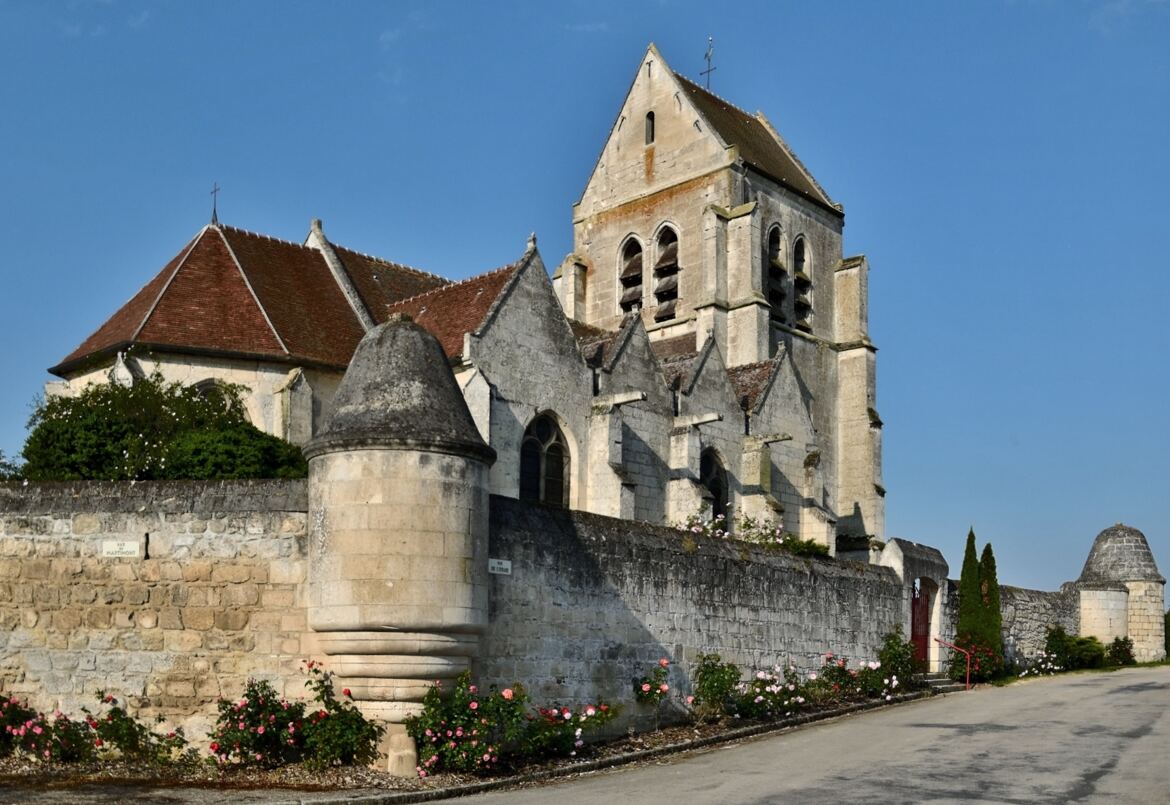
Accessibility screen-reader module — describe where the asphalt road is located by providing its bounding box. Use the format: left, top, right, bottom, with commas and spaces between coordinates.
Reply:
2, 667, 1166, 804
457, 665, 1170, 805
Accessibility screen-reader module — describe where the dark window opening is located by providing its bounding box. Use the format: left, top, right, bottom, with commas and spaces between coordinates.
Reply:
619, 239, 643, 313
766, 226, 787, 324
645, 112, 655, 145
519, 414, 571, 507
652, 227, 680, 321
700, 449, 729, 525
793, 237, 813, 332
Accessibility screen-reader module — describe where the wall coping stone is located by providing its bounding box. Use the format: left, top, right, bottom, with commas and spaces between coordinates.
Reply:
0, 479, 307, 515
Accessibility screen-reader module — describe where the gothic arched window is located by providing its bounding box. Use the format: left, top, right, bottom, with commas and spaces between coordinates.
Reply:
619, 238, 644, 314
519, 414, 570, 507
766, 225, 787, 324
700, 449, 729, 525
653, 226, 680, 321
793, 236, 813, 332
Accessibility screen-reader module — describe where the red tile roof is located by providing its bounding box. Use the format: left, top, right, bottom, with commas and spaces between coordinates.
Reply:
385, 260, 522, 359
52, 223, 461, 376
331, 245, 450, 324
727, 360, 776, 412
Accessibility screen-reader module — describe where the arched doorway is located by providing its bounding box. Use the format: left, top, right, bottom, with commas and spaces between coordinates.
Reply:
911, 577, 939, 667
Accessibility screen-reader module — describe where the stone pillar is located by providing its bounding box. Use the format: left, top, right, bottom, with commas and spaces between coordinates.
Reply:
304, 314, 496, 776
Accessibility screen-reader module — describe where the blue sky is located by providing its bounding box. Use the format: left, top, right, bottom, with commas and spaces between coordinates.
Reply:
1, 0, 1168, 590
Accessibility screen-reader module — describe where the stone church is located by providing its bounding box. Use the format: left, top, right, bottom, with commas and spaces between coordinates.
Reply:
50, 44, 883, 551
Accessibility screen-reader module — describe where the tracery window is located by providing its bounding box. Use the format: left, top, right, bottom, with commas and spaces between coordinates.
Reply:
519, 414, 570, 507
766, 225, 787, 324
700, 449, 729, 525
652, 226, 680, 322
618, 238, 644, 314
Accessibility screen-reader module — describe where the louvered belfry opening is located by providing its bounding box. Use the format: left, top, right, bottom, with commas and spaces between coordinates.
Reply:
653, 227, 680, 322
793, 237, 813, 331
766, 226, 787, 324
619, 239, 644, 313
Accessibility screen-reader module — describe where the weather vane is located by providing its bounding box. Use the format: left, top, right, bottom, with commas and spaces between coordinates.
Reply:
701, 36, 715, 90
210, 182, 221, 225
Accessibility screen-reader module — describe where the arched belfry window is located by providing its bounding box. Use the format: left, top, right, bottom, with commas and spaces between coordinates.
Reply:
652, 226, 680, 321
619, 239, 643, 314
645, 112, 655, 145
700, 449, 729, 525
519, 414, 570, 507
793, 237, 813, 332
766, 226, 787, 324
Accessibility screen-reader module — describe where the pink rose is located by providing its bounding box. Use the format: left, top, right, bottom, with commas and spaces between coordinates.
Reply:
659, 658, 670, 668
502, 688, 514, 700
469, 701, 478, 710
659, 683, 669, 693
641, 683, 651, 692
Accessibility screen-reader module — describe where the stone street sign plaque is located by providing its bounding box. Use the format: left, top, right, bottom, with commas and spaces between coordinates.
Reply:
488, 558, 512, 575
101, 540, 140, 558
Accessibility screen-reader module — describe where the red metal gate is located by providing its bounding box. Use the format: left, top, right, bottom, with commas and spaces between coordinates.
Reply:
911, 582, 929, 664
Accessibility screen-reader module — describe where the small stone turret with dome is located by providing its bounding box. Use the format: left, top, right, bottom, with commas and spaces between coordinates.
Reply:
1076, 524, 1165, 662
304, 313, 496, 774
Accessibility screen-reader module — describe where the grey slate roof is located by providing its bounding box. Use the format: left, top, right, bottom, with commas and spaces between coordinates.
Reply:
305, 316, 495, 463
1078, 524, 1165, 584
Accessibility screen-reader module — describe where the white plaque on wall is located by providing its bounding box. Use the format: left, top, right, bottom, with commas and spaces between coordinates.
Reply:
488, 558, 512, 575
101, 540, 140, 558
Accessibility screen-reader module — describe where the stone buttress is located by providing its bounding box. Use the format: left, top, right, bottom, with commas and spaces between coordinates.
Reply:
304, 314, 496, 774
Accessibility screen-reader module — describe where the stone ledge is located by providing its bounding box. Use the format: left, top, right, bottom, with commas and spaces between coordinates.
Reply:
0, 480, 307, 516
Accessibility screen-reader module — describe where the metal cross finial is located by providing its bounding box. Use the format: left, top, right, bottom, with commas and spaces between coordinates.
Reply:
210, 182, 221, 225
701, 36, 716, 90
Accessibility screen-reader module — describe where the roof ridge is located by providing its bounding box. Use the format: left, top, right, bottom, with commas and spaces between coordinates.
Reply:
387, 260, 521, 310
217, 223, 320, 253
674, 73, 758, 125
332, 242, 450, 284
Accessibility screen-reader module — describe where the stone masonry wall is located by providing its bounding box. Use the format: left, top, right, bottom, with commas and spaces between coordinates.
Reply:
0, 480, 311, 741
480, 496, 904, 719
999, 585, 1078, 664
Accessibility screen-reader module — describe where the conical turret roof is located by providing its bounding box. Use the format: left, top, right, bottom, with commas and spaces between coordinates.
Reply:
1078, 524, 1164, 584
305, 314, 495, 463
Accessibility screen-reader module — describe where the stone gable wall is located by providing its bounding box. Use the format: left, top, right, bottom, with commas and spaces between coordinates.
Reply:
0, 480, 312, 741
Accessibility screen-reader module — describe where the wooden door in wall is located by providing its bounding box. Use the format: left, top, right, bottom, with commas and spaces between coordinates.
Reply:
911, 581, 929, 664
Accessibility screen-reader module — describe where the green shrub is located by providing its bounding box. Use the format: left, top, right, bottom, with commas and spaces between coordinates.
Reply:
1044, 625, 1106, 671
20, 371, 305, 481
633, 658, 672, 705
405, 671, 616, 777
1068, 636, 1106, 670
690, 654, 741, 721
300, 663, 383, 768
82, 692, 190, 763
1106, 637, 1136, 667
0, 695, 38, 758
877, 626, 924, 686
209, 679, 307, 767
162, 423, 307, 480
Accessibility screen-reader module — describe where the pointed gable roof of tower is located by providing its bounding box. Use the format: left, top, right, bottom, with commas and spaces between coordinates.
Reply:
674, 74, 839, 216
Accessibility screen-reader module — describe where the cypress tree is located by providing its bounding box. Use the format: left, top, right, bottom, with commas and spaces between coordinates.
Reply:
979, 542, 1004, 657
956, 528, 982, 642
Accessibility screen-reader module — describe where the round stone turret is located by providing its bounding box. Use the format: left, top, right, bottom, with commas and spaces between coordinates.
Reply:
305, 315, 496, 775
1076, 523, 1165, 664
1078, 523, 1165, 585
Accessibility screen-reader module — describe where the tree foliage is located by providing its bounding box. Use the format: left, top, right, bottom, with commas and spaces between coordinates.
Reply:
950, 529, 1005, 681
0, 450, 18, 480
20, 373, 306, 481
